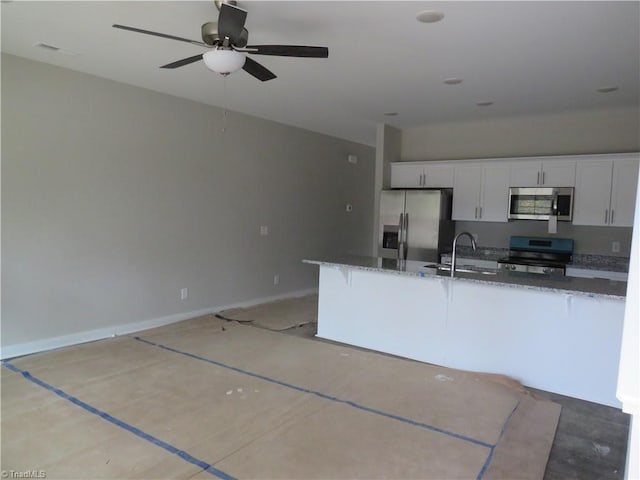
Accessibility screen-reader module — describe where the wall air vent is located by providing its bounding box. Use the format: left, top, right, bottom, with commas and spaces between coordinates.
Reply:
33, 42, 79, 56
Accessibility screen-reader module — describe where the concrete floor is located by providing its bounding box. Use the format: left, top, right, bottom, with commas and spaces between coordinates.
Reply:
282, 322, 631, 480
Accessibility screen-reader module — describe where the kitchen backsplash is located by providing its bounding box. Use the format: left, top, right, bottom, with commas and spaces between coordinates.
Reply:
454, 220, 633, 257
445, 245, 630, 272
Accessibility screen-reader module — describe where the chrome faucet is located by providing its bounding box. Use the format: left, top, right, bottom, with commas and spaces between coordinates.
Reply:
451, 232, 477, 277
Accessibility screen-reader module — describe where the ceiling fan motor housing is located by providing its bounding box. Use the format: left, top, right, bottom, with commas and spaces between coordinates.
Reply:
201, 22, 219, 46
214, 0, 237, 10
201, 21, 248, 47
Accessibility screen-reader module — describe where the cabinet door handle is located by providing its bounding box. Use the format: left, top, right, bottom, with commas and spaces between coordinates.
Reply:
479, 206, 483, 219
541, 171, 545, 185
537, 171, 540, 185
475, 206, 478, 219
611, 209, 615, 225
605, 209, 609, 224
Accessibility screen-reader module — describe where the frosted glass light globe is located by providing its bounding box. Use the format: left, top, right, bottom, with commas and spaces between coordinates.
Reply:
203, 49, 246, 75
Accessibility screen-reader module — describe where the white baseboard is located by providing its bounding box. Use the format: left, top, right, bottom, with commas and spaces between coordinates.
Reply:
214, 287, 317, 314
0, 288, 318, 360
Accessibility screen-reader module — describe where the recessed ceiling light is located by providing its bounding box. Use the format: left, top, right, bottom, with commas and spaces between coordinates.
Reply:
384, 112, 399, 117
444, 78, 463, 85
476, 101, 494, 106
596, 86, 619, 93
416, 10, 445, 23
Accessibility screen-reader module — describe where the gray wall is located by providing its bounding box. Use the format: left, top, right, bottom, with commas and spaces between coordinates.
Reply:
401, 107, 640, 162
1, 54, 375, 347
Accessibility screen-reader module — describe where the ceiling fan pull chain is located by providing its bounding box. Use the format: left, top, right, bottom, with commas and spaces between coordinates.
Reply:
221, 75, 228, 133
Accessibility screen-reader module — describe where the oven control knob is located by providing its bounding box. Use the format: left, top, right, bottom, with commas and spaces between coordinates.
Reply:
509, 265, 516, 271
543, 267, 551, 274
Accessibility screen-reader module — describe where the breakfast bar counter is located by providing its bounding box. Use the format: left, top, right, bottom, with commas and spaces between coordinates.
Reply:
303, 255, 627, 299
304, 256, 628, 407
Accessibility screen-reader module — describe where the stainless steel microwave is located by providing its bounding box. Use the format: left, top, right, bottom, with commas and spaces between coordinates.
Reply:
508, 187, 574, 221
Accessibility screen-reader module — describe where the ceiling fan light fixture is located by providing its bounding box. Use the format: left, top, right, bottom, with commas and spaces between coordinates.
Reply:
203, 49, 246, 75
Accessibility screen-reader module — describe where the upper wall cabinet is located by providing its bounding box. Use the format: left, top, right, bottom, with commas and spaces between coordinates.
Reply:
573, 155, 639, 227
452, 162, 510, 222
391, 162, 454, 188
509, 160, 576, 187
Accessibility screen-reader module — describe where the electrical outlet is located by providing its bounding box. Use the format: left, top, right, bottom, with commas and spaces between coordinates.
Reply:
180, 288, 188, 300
345, 204, 353, 212
612, 241, 620, 253
260, 225, 269, 237
273, 274, 279, 286
348, 154, 358, 164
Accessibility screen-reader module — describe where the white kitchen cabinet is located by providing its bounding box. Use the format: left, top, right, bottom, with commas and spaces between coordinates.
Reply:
573, 156, 639, 227
610, 158, 639, 227
481, 163, 511, 221
452, 164, 481, 221
391, 162, 454, 188
452, 162, 510, 222
510, 159, 576, 187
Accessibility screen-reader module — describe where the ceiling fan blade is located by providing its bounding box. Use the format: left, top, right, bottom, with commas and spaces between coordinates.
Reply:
218, 3, 247, 45
160, 54, 204, 69
245, 45, 328, 58
113, 24, 208, 47
242, 56, 277, 82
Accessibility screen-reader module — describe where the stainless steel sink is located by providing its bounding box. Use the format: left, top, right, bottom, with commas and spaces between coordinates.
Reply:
422, 263, 498, 275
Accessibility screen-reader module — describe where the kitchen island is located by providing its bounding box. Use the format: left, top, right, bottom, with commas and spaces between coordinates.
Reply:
303, 256, 627, 407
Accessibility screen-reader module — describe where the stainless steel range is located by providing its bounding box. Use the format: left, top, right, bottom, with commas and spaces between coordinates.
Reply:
498, 236, 574, 275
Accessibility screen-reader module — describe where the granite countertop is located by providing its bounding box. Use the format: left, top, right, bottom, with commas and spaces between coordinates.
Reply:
303, 255, 628, 300
568, 255, 630, 272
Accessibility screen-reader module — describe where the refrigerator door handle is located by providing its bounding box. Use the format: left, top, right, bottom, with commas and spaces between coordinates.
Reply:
404, 213, 409, 242
402, 213, 409, 259
397, 213, 404, 260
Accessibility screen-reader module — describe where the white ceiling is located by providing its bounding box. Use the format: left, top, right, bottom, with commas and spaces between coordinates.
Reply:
2, 1, 639, 146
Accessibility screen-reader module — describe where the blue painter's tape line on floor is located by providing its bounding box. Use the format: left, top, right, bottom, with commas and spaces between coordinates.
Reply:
1, 360, 236, 480
133, 336, 495, 450
475, 400, 521, 480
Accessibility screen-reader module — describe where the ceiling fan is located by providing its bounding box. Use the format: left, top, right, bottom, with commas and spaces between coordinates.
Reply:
113, 0, 328, 82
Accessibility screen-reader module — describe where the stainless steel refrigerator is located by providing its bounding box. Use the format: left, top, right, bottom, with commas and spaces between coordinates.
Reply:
378, 190, 455, 262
